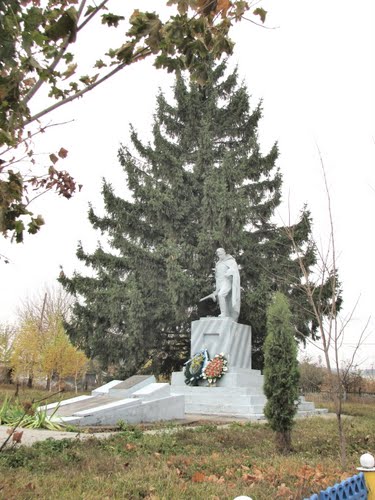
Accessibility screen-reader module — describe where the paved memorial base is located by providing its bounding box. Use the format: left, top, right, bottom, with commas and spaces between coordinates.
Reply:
44, 375, 184, 426
43, 318, 325, 425
171, 318, 322, 419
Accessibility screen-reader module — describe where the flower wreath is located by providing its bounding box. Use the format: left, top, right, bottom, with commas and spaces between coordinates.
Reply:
184, 349, 209, 386
202, 353, 228, 385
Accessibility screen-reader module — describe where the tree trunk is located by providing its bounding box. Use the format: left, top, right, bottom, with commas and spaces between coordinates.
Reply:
276, 431, 292, 454
336, 412, 347, 469
5, 368, 12, 384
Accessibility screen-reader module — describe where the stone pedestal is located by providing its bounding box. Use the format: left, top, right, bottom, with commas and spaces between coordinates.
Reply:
170, 317, 323, 419
170, 318, 267, 417
191, 317, 252, 370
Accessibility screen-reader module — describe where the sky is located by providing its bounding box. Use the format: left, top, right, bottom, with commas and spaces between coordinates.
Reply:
1, 0, 374, 366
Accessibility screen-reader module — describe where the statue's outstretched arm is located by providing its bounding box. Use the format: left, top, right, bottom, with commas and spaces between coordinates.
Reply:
199, 292, 217, 302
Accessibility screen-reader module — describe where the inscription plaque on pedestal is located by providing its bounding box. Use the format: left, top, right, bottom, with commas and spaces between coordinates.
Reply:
191, 317, 252, 370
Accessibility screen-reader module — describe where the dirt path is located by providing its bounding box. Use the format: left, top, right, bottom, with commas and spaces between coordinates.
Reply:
0, 413, 336, 448
0, 425, 115, 448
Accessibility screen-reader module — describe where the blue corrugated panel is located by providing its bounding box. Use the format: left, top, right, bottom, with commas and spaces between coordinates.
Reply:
304, 472, 367, 499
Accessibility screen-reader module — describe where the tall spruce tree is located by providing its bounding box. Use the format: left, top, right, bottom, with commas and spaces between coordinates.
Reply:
60, 61, 319, 377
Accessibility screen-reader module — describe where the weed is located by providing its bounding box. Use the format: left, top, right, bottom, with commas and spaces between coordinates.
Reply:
33, 438, 75, 454
1, 449, 28, 468
0, 401, 373, 498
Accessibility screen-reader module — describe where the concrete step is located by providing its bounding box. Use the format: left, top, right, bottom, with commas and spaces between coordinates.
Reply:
45, 394, 125, 417
64, 395, 185, 426
132, 383, 170, 401
297, 401, 316, 411
182, 393, 267, 406
108, 375, 156, 398
170, 385, 264, 396
185, 401, 266, 417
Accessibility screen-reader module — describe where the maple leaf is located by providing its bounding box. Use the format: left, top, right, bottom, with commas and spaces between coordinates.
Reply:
58, 147, 68, 159
197, 0, 217, 16
63, 63, 77, 79
276, 483, 293, 498
191, 471, 206, 482
207, 474, 219, 482
207, 474, 225, 483
49, 153, 58, 164
13, 430, 24, 443
253, 7, 267, 23
215, 0, 231, 18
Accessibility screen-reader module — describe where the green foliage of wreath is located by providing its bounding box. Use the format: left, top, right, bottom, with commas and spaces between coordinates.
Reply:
184, 351, 206, 386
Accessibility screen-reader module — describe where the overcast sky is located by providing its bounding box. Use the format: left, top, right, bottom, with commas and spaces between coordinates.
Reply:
1, 0, 374, 366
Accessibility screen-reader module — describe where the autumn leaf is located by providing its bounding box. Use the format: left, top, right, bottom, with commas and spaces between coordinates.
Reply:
215, 0, 231, 18
49, 153, 58, 164
167, 0, 190, 15
207, 474, 225, 483
276, 483, 293, 498
63, 63, 77, 79
101, 13, 125, 28
24, 77, 36, 87
58, 147, 68, 159
125, 443, 137, 451
197, 0, 217, 16
225, 467, 235, 477
94, 59, 106, 69
242, 465, 264, 483
191, 471, 206, 482
253, 7, 267, 23
242, 473, 257, 482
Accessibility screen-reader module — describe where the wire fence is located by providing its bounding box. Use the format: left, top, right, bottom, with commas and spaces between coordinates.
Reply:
303, 390, 375, 404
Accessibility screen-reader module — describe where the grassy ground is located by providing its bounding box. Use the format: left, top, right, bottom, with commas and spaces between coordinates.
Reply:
0, 388, 374, 499
0, 384, 90, 407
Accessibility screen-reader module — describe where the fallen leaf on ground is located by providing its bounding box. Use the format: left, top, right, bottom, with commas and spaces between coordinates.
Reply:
192, 471, 206, 483
207, 474, 225, 483
276, 483, 293, 498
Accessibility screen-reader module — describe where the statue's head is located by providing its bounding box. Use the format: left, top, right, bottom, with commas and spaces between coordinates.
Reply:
216, 248, 226, 261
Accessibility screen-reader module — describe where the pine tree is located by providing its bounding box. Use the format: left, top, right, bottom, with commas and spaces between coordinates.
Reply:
263, 292, 300, 453
60, 61, 319, 376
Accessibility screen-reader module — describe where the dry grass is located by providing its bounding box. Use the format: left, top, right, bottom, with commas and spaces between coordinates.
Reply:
0, 383, 89, 407
0, 387, 373, 499
0, 406, 374, 499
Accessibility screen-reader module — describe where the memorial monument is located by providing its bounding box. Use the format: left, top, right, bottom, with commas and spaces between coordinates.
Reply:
170, 247, 319, 418
45, 247, 321, 424
170, 247, 267, 417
